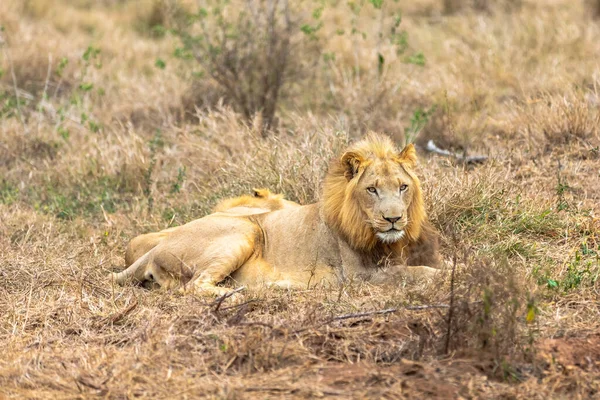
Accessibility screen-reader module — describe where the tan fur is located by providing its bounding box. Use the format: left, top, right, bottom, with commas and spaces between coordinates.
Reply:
213, 188, 299, 213
123, 188, 299, 267
113, 133, 441, 295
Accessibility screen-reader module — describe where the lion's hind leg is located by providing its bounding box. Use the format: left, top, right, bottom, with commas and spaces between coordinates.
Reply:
124, 228, 176, 266
112, 249, 153, 285
137, 217, 263, 297
112, 247, 190, 290
178, 236, 260, 297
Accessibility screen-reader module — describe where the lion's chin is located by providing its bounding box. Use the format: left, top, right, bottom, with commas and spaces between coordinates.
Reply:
375, 229, 405, 244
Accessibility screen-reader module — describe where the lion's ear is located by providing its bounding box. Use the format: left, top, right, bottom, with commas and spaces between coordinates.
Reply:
398, 143, 417, 168
341, 151, 365, 181
252, 188, 270, 198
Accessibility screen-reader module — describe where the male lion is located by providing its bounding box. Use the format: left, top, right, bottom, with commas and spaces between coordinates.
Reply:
124, 188, 299, 267
112, 133, 441, 294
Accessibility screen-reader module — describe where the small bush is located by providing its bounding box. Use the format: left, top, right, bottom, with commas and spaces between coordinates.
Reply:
173, 0, 308, 133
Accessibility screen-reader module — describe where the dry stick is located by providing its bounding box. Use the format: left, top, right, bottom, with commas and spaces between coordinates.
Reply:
104, 299, 138, 324
425, 140, 488, 165
212, 286, 246, 313
444, 249, 458, 354
331, 308, 398, 322
292, 304, 450, 334
331, 304, 450, 322
220, 298, 258, 312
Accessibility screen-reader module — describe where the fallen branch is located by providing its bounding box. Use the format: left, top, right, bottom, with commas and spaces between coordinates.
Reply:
292, 303, 450, 334
104, 299, 138, 324
221, 299, 258, 312
426, 140, 488, 165
331, 304, 450, 322
211, 286, 246, 313
445, 252, 457, 354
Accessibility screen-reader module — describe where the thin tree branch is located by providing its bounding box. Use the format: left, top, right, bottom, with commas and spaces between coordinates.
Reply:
425, 140, 488, 165
212, 286, 246, 313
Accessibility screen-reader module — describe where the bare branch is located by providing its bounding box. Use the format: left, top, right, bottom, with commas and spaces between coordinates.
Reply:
102, 299, 139, 325
292, 303, 450, 334
211, 286, 246, 313
445, 249, 458, 354
426, 140, 488, 165
330, 308, 398, 322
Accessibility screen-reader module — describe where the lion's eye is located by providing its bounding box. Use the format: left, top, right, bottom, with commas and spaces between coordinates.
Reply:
399, 184, 408, 192
367, 187, 377, 194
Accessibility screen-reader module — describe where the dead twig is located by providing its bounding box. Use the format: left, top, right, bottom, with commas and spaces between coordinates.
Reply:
445, 251, 458, 354
332, 308, 395, 322
331, 304, 450, 322
292, 304, 450, 334
211, 286, 246, 313
103, 299, 138, 325
425, 140, 488, 165
220, 298, 258, 312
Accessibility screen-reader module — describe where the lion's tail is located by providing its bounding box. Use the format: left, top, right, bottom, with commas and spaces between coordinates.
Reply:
111, 250, 151, 285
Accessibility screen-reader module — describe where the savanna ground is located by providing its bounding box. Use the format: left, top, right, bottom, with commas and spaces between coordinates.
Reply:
1, 0, 600, 398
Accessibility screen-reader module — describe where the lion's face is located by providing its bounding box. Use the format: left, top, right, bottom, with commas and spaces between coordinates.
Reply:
353, 160, 416, 244
323, 134, 425, 251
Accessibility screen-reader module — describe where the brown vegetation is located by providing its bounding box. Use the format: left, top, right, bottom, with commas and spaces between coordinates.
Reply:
1, 0, 599, 397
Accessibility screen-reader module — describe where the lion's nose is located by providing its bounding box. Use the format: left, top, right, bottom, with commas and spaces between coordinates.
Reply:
383, 216, 402, 224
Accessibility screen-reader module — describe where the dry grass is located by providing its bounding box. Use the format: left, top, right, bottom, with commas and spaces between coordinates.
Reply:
1, 0, 600, 397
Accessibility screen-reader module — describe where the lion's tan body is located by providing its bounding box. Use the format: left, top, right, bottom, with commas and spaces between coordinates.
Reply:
113, 133, 441, 295
123, 188, 299, 267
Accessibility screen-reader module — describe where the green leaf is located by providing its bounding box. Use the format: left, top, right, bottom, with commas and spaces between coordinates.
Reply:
369, 0, 384, 9
323, 52, 336, 62
300, 24, 319, 36
348, 1, 361, 14
377, 53, 385, 76
79, 82, 94, 92
546, 279, 559, 289
526, 305, 536, 323
82, 46, 101, 62
405, 52, 426, 66
312, 6, 324, 19
56, 57, 69, 77
155, 58, 166, 69
174, 47, 193, 60
151, 24, 166, 37
58, 126, 70, 141
393, 13, 402, 28
89, 121, 101, 133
